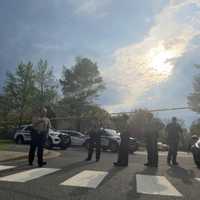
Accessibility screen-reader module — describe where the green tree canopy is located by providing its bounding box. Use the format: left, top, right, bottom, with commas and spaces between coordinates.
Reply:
33, 59, 58, 109
4, 62, 35, 125
60, 57, 105, 103
59, 57, 105, 116
127, 109, 165, 139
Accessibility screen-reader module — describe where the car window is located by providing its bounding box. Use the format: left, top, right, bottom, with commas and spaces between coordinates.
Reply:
102, 131, 110, 137
24, 126, 32, 131
68, 132, 78, 137
104, 129, 118, 136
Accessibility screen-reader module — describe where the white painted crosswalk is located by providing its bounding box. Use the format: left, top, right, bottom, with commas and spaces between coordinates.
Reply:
60, 170, 108, 189
1, 164, 200, 198
0, 167, 60, 182
0, 165, 15, 171
136, 174, 183, 197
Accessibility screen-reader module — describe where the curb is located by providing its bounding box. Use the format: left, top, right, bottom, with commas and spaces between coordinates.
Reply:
0, 149, 49, 162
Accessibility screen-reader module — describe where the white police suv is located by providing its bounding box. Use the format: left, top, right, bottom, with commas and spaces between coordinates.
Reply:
14, 124, 71, 150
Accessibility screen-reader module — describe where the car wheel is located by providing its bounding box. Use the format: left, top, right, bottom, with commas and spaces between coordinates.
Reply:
102, 147, 108, 151
110, 142, 119, 152
45, 138, 53, 149
60, 144, 68, 150
16, 136, 24, 144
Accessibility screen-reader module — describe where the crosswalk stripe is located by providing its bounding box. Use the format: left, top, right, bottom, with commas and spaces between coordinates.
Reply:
60, 170, 108, 189
0, 168, 60, 183
195, 178, 200, 182
136, 174, 183, 197
0, 165, 15, 171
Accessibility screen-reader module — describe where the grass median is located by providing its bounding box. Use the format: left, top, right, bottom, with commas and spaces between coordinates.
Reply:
0, 139, 13, 150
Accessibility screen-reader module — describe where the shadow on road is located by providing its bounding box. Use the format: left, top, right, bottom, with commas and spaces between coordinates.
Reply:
100, 165, 126, 187
167, 166, 195, 184
60, 160, 96, 172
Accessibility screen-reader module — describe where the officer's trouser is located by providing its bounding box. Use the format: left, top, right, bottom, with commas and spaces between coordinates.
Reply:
87, 140, 101, 161
146, 140, 158, 166
167, 142, 178, 164
29, 132, 46, 165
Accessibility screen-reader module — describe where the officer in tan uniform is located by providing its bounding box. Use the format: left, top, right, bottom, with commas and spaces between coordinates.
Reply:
28, 107, 51, 167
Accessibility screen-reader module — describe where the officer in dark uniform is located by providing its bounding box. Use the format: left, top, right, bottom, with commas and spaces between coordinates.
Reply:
113, 131, 129, 167
166, 117, 182, 166
85, 123, 102, 162
29, 107, 51, 167
144, 115, 159, 168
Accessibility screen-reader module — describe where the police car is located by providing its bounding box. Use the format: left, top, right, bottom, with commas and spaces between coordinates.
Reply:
14, 124, 71, 150
191, 136, 200, 168
59, 130, 87, 146
85, 128, 138, 153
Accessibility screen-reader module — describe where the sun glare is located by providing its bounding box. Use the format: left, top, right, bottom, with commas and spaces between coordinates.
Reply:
148, 45, 175, 77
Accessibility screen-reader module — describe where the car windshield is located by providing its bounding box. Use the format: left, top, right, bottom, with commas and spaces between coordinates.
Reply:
104, 129, 119, 136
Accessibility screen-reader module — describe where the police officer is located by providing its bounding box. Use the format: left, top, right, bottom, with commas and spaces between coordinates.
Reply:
113, 131, 129, 167
166, 117, 182, 166
28, 107, 51, 167
85, 122, 102, 162
144, 115, 159, 168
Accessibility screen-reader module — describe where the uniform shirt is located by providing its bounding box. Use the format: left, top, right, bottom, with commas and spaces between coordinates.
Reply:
89, 129, 102, 142
166, 122, 182, 144
32, 116, 51, 133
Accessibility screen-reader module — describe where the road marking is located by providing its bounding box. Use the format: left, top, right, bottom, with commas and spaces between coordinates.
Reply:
0, 168, 60, 183
136, 174, 183, 197
0, 165, 15, 171
60, 170, 108, 189
195, 178, 200, 182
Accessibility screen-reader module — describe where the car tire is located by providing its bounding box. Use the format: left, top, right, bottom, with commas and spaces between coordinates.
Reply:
16, 136, 24, 144
60, 144, 68, 150
102, 147, 108, 151
45, 138, 53, 149
109, 141, 119, 152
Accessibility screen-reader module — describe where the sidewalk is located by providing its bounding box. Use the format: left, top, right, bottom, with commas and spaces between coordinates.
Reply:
0, 145, 61, 162
135, 151, 193, 157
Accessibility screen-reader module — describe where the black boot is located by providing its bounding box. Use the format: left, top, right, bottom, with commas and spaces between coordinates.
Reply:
38, 161, 47, 167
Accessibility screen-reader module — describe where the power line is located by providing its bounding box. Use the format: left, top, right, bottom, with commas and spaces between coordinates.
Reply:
110, 106, 192, 116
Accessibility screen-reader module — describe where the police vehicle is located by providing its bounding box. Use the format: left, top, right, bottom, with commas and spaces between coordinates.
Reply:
191, 136, 200, 168
14, 124, 71, 150
59, 130, 87, 146
85, 128, 138, 153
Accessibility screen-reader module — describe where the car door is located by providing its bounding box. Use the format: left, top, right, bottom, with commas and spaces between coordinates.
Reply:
68, 132, 78, 145
23, 126, 32, 141
101, 131, 110, 147
70, 132, 85, 146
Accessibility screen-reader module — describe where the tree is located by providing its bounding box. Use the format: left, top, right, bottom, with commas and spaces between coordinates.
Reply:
4, 62, 35, 125
33, 59, 58, 109
127, 109, 164, 140
59, 57, 105, 117
190, 119, 200, 136
188, 64, 200, 113
112, 114, 129, 133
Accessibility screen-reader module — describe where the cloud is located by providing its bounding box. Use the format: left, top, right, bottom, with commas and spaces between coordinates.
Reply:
102, 0, 200, 112
68, 0, 112, 17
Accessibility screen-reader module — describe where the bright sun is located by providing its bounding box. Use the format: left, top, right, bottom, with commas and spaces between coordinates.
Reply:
148, 45, 175, 77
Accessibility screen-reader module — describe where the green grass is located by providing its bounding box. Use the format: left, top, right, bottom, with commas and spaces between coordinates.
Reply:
0, 139, 13, 150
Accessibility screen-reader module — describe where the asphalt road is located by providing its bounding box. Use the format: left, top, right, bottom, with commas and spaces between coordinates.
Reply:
0, 147, 200, 200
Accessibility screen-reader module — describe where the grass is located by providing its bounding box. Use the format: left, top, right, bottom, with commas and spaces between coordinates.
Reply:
0, 139, 13, 150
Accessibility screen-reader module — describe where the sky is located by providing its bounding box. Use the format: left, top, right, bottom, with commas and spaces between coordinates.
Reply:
0, 0, 200, 127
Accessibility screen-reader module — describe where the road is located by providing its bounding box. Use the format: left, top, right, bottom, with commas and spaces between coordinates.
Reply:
0, 147, 200, 200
